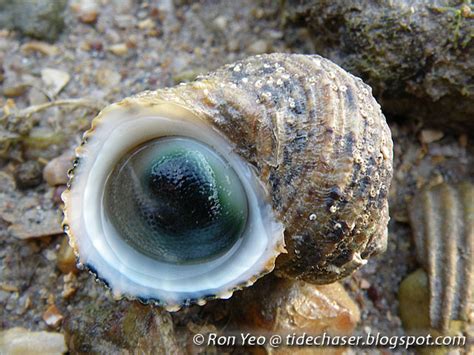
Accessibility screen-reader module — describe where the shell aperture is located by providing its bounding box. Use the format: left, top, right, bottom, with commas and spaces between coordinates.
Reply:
63, 100, 285, 309
63, 53, 393, 309
104, 137, 248, 264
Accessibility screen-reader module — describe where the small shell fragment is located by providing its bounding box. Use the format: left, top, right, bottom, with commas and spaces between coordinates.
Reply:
41, 68, 70, 96
42, 304, 64, 328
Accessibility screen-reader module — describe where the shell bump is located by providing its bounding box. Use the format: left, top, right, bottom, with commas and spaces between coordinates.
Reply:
62, 53, 393, 310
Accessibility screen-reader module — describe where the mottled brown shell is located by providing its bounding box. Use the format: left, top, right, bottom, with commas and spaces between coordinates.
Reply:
409, 182, 473, 330
132, 53, 393, 284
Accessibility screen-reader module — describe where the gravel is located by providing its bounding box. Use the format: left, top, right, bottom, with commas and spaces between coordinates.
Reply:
1, 0, 472, 353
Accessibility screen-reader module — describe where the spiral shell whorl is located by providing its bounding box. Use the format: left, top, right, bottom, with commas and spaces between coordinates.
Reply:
130, 53, 393, 284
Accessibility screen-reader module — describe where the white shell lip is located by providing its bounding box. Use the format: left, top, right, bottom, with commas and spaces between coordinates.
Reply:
62, 97, 286, 311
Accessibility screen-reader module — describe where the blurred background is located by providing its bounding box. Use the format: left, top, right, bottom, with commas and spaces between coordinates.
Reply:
0, 0, 472, 354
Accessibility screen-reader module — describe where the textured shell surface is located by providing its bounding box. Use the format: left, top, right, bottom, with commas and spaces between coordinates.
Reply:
62, 53, 393, 310
409, 182, 474, 330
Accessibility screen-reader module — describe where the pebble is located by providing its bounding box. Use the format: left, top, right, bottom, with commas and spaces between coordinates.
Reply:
17, 294, 32, 315
21, 41, 59, 56
57, 237, 78, 274
108, 43, 129, 56
41, 68, 70, 97
42, 304, 64, 328
5, 293, 18, 311
2, 83, 29, 98
96, 67, 122, 88
62, 273, 78, 299
25, 127, 64, 150
360, 278, 371, 289
14, 161, 43, 190
247, 39, 270, 54
237, 278, 360, 335
43, 152, 74, 186
419, 129, 444, 144
213, 15, 228, 31
62, 277, 78, 300
8, 208, 63, 240
72, 0, 100, 24
63, 302, 180, 353
252, 8, 265, 19
138, 18, 155, 30
0, 327, 67, 354
44, 249, 57, 262
310, 282, 361, 333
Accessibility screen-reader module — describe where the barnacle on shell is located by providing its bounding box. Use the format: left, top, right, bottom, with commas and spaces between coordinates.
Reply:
409, 182, 473, 330
62, 53, 393, 310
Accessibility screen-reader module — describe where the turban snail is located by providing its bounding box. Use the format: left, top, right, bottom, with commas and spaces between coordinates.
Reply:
62, 53, 393, 310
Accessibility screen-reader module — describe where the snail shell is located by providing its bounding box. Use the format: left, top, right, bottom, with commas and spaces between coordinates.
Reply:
62, 53, 393, 310
409, 182, 474, 330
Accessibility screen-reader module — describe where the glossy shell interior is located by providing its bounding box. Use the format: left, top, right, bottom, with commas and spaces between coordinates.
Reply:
62, 101, 285, 310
